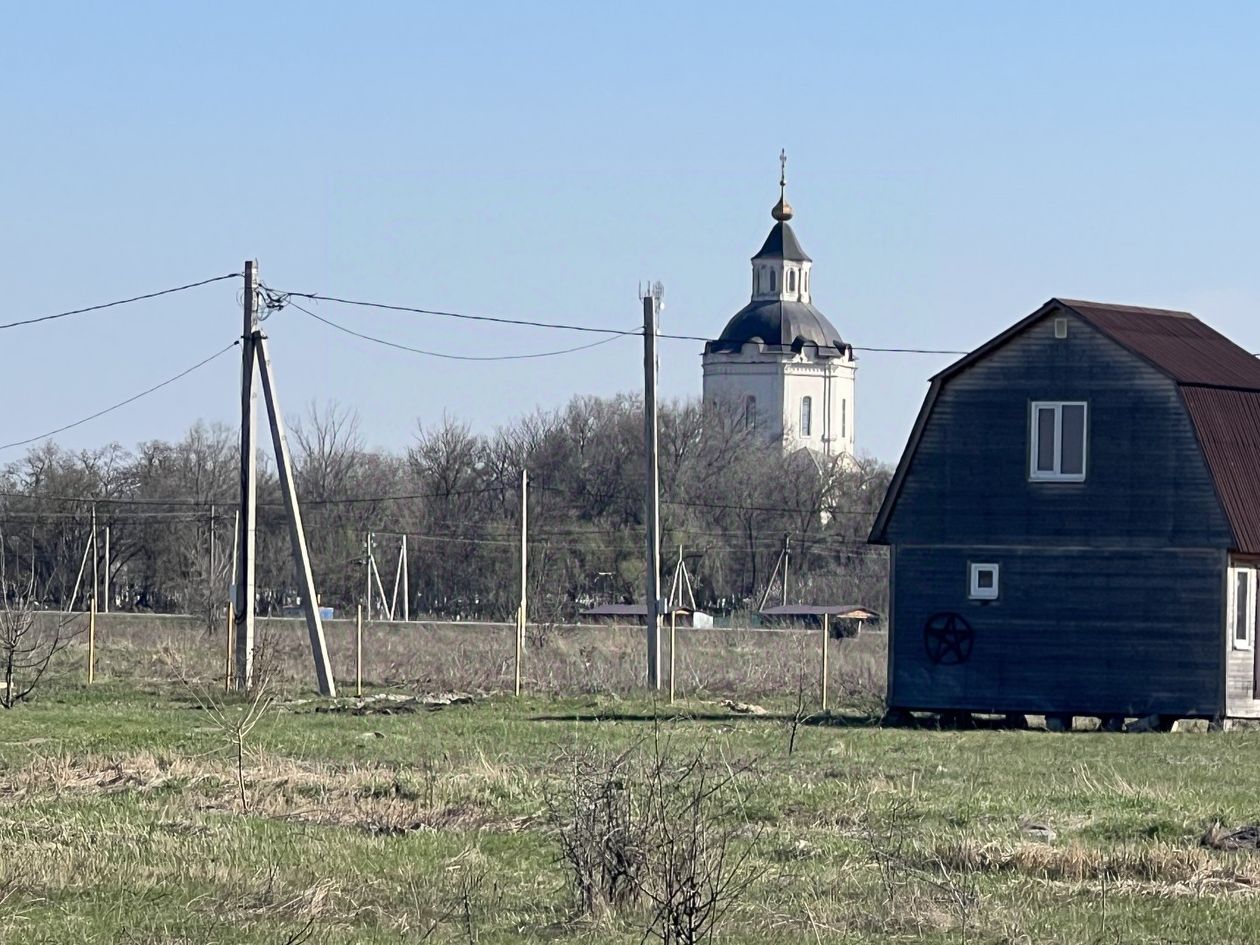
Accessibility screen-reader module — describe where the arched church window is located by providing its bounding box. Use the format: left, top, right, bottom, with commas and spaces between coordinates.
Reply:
800, 396, 812, 436
744, 396, 757, 431
769, 270, 776, 292
788, 270, 796, 292
754, 269, 759, 293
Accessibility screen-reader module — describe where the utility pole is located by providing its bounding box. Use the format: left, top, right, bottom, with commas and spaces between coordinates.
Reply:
642, 286, 663, 690
90, 505, 98, 610
516, 468, 527, 696
364, 531, 373, 622
103, 525, 110, 614
208, 503, 216, 619
234, 259, 259, 688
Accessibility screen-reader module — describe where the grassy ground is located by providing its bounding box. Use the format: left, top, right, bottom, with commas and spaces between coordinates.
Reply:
3, 625, 1260, 943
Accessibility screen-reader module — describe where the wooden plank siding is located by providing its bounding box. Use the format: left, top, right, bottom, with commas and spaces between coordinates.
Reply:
884, 312, 1234, 716
1225, 646, 1260, 718
890, 546, 1224, 715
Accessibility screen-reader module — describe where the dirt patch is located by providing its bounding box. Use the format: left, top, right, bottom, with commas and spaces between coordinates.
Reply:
302, 692, 477, 715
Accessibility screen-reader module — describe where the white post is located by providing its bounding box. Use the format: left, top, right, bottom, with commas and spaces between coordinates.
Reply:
516, 468, 528, 696
256, 332, 336, 697
401, 534, 409, 622
642, 289, 662, 690
234, 259, 259, 689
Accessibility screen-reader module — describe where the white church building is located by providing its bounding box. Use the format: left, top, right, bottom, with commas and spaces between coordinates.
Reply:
702, 157, 856, 457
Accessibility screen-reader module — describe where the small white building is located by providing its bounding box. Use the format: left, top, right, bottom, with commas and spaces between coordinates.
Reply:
702, 159, 856, 457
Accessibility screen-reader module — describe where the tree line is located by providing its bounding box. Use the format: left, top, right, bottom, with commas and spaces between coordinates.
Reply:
0, 396, 890, 624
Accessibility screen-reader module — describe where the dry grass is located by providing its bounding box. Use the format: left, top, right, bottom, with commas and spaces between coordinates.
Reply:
38, 610, 888, 703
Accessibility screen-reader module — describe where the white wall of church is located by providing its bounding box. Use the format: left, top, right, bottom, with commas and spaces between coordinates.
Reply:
702, 347, 855, 457
702, 354, 786, 441
781, 358, 856, 455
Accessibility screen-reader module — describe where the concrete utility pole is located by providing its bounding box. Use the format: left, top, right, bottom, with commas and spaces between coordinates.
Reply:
364, 531, 373, 621
234, 260, 334, 696
103, 525, 110, 613
642, 286, 663, 690
515, 467, 528, 696
235, 260, 259, 689
208, 503, 215, 617
90, 505, 98, 609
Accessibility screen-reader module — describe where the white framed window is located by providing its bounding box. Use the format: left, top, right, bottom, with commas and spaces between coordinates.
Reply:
969, 563, 1000, 600
769, 270, 777, 292
1229, 565, 1255, 650
1030, 401, 1087, 481
800, 396, 812, 436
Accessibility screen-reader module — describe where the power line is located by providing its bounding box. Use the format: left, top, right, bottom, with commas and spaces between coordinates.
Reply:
269, 286, 968, 355
652, 328, 967, 355
0, 273, 242, 332
0, 485, 505, 509
271, 287, 638, 338
0, 341, 240, 453
287, 299, 631, 362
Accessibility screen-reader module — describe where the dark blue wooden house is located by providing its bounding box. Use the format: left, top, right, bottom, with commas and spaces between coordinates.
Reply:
869, 298, 1260, 724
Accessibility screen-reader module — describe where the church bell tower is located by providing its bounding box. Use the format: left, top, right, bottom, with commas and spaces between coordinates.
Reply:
702, 153, 856, 456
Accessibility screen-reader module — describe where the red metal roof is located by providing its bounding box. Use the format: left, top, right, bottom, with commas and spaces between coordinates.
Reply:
1181, 386, 1260, 554
874, 297, 1260, 549
1060, 300, 1260, 390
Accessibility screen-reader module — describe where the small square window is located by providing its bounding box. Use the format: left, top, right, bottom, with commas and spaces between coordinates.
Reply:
969, 563, 999, 600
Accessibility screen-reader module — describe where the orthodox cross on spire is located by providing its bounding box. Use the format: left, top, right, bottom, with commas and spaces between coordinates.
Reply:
772, 149, 794, 222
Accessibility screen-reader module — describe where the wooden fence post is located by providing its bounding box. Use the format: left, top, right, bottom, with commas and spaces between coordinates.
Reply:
224, 602, 235, 693
87, 597, 96, 684
820, 613, 830, 712
669, 609, 677, 704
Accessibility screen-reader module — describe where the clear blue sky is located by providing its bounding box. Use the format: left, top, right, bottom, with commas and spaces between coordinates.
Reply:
3, 2, 1259, 464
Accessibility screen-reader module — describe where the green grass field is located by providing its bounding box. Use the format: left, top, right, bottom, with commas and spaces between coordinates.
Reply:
3, 658, 1260, 944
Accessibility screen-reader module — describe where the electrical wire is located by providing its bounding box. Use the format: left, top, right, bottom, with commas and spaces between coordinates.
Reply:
0, 340, 240, 453
0, 485, 506, 509
287, 298, 631, 361
651, 328, 968, 355
0, 273, 242, 332
270, 287, 638, 338
269, 286, 968, 355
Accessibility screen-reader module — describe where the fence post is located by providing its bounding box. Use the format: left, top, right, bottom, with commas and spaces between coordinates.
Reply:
224, 602, 234, 692
669, 609, 677, 704
356, 604, 364, 698
820, 613, 830, 712
87, 596, 96, 684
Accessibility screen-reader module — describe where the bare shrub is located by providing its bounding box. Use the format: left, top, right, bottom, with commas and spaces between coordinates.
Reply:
545, 748, 648, 915
545, 732, 759, 944
0, 583, 82, 708
638, 738, 759, 945
859, 801, 980, 939
171, 656, 274, 813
